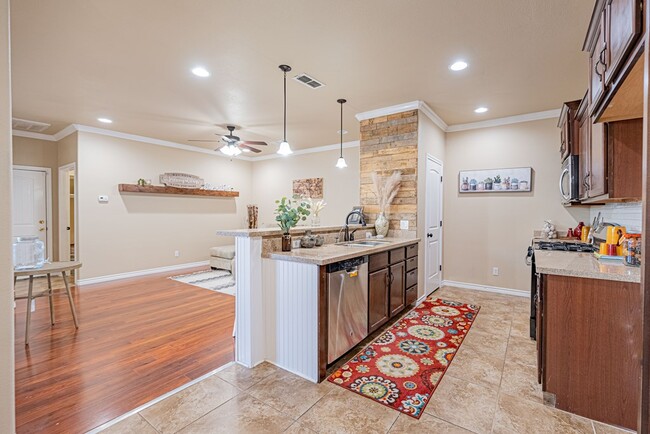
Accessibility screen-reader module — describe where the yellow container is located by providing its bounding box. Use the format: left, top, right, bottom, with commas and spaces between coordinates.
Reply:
581, 226, 591, 242
606, 226, 627, 244
599, 242, 608, 255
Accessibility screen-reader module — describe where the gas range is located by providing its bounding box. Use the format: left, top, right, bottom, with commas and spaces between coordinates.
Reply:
534, 241, 596, 253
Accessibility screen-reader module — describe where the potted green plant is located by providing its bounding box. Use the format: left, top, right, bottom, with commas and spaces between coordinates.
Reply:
493, 174, 502, 190
484, 177, 493, 190
274, 196, 311, 251
511, 177, 519, 190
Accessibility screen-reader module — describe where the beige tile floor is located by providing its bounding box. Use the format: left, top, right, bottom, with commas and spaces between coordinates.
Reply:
101, 286, 633, 434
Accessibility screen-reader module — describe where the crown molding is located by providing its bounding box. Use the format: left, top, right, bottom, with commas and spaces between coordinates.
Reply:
446, 109, 561, 133
252, 140, 360, 161
12, 129, 57, 141
53, 124, 78, 141
354, 100, 448, 132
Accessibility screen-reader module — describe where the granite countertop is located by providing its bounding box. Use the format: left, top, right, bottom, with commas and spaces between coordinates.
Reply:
266, 237, 420, 266
216, 224, 372, 238
534, 249, 640, 283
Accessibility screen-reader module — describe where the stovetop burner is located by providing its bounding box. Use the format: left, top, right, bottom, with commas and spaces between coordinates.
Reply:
535, 241, 596, 253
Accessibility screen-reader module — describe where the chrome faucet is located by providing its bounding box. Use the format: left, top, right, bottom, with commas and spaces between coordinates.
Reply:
343, 210, 366, 242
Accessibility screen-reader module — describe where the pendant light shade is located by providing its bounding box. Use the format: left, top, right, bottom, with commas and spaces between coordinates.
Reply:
277, 64, 293, 156
336, 98, 347, 168
220, 143, 242, 157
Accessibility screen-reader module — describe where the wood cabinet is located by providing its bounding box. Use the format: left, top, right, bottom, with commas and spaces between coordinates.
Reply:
604, 0, 643, 86
576, 95, 591, 200
389, 262, 405, 317
368, 268, 390, 333
585, 0, 644, 121
537, 274, 641, 430
588, 122, 608, 197
368, 243, 418, 334
558, 100, 581, 161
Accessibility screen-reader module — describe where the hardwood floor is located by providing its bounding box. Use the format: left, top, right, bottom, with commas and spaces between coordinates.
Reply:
14, 267, 235, 434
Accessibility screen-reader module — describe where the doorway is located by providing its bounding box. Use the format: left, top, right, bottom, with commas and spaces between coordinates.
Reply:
58, 163, 76, 262
424, 155, 443, 295
12, 166, 52, 260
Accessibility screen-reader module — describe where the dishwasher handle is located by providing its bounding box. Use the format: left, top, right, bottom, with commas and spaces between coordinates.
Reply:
326, 255, 368, 273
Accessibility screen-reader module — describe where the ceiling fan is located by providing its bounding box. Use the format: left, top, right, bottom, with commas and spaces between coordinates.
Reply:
189, 125, 268, 155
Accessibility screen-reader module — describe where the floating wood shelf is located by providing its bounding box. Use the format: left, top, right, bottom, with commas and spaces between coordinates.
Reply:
118, 184, 239, 197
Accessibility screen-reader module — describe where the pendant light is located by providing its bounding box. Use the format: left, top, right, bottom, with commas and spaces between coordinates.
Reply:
336, 98, 348, 168
277, 64, 293, 155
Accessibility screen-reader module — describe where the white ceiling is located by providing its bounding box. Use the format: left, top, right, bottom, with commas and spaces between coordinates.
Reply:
10, 0, 593, 155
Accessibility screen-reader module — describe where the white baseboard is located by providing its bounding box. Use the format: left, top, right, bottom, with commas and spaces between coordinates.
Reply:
76, 260, 210, 286
442, 280, 529, 298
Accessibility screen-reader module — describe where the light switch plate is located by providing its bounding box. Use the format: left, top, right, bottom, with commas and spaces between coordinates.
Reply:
98, 195, 109, 203
400, 220, 409, 230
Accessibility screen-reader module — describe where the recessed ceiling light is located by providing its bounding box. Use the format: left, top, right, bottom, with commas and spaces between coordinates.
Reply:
474, 107, 489, 114
97, 117, 113, 124
191, 66, 210, 77
449, 61, 468, 71
337, 129, 348, 135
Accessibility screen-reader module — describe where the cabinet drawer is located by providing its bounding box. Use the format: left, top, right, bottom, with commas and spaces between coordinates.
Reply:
389, 247, 406, 264
406, 244, 418, 258
369, 252, 389, 273
406, 257, 418, 272
405, 285, 417, 306
406, 269, 418, 289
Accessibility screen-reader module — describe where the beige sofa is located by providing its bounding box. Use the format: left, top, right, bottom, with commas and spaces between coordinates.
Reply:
209, 245, 235, 275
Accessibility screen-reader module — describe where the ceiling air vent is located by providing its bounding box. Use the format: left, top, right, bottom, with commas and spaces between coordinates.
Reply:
293, 73, 325, 89
12, 117, 51, 133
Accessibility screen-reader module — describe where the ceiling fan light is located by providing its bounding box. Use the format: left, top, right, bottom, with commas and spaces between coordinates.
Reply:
220, 144, 241, 157
277, 140, 293, 155
336, 157, 348, 169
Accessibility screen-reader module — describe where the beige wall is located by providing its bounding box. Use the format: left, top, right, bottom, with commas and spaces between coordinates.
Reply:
12, 136, 61, 259
443, 118, 589, 292
416, 112, 446, 297
76, 132, 253, 279
251, 147, 360, 228
0, 0, 15, 430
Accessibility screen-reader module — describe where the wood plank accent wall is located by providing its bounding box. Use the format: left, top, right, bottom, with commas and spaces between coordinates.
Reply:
360, 110, 418, 232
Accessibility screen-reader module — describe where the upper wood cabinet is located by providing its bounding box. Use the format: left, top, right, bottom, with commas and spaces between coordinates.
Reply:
604, 0, 643, 86
584, 0, 644, 120
588, 122, 608, 197
576, 95, 591, 200
558, 100, 581, 162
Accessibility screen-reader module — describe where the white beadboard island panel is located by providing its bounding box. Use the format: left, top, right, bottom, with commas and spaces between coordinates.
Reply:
235, 237, 264, 368
263, 258, 320, 382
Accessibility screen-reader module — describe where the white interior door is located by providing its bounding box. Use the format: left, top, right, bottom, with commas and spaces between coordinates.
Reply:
12, 168, 48, 251
425, 156, 443, 295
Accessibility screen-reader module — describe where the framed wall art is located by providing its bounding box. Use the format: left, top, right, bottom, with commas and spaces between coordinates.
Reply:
459, 167, 532, 193
293, 177, 324, 198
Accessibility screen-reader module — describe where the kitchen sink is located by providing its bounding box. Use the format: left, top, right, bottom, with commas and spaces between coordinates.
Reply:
340, 240, 392, 247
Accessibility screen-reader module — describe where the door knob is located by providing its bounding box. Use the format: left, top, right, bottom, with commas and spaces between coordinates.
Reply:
39, 220, 44, 224
427, 233, 433, 238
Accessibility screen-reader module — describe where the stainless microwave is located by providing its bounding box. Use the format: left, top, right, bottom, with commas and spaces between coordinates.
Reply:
560, 155, 579, 203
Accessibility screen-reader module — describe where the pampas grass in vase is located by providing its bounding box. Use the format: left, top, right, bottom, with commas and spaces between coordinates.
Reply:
371, 171, 402, 237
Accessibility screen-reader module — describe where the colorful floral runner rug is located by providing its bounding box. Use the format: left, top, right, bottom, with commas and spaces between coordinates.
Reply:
328, 297, 480, 419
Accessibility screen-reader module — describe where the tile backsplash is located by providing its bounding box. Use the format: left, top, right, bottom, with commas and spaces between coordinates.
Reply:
589, 202, 642, 233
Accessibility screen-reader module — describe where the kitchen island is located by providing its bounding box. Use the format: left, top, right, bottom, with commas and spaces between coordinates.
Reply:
534, 248, 641, 430
217, 226, 419, 383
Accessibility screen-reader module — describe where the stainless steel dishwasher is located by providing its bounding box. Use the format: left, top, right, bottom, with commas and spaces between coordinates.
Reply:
327, 256, 369, 364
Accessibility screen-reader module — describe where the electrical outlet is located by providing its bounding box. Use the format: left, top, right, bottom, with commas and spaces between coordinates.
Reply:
492, 267, 499, 276
98, 195, 109, 203
400, 220, 409, 230
292, 239, 301, 249
174, 250, 180, 257
31, 299, 36, 312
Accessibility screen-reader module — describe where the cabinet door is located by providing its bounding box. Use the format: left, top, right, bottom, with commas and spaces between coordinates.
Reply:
604, 0, 642, 86
589, 121, 608, 197
536, 274, 544, 385
389, 262, 405, 317
577, 97, 590, 200
589, 11, 607, 113
368, 268, 389, 334
560, 116, 569, 161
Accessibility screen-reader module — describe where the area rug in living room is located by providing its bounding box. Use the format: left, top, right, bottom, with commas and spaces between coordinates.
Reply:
328, 297, 480, 419
170, 269, 235, 296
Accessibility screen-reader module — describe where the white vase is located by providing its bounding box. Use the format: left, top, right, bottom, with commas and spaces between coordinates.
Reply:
375, 212, 389, 237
